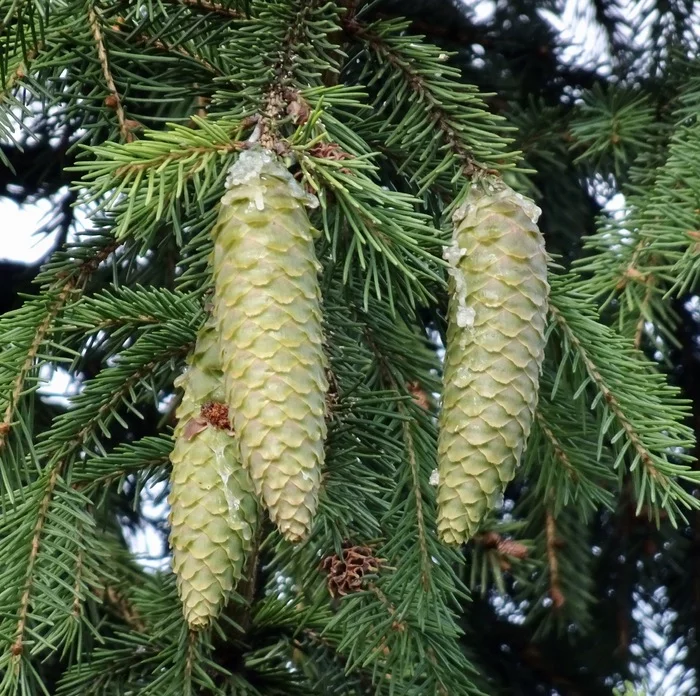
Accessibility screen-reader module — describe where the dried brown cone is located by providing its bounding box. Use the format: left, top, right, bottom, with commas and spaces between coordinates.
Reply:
320, 544, 382, 598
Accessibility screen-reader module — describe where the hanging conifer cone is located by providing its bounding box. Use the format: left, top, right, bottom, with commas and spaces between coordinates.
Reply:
437, 181, 549, 545
212, 147, 328, 542
169, 322, 257, 629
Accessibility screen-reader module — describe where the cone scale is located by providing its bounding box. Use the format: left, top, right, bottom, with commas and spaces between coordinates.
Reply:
211, 147, 327, 542
437, 181, 549, 544
168, 322, 257, 629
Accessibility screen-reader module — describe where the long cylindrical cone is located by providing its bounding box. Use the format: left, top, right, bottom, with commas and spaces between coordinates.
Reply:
211, 147, 327, 542
437, 181, 549, 544
169, 323, 257, 628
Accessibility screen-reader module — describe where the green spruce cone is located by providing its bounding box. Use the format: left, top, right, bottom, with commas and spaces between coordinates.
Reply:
169, 323, 257, 629
437, 181, 549, 544
212, 147, 327, 542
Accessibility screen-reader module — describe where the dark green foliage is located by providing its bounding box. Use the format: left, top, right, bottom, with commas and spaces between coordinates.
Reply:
2, 0, 700, 693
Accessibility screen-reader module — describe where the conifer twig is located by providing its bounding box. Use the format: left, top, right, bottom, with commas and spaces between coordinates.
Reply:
633, 283, 654, 349
0, 242, 118, 455
544, 510, 565, 609
0, 286, 72, 452
185, 628, 197, 687
549, 303, 663, 483
9, 344, 187, 663
98, 586, 147, 632
344, 20, 484, 176
71, 543, 84, 619
112, 139, 242, 179
1, 46, 40, 98
536, 412, 578, 482
401, 418, 431, 590
258, 0, 320, 147
10, 467, 60, 662
88, 5, 133, 143
116, 25, 219, 74
362, 325, 433, 591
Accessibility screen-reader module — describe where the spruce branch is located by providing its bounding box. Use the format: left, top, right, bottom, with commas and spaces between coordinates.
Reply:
74, 119, 245, 241
544, 509, 565, 610
41, 331, 191, 455
257, 0, 334, 147
512, 488, 596, 637
87, 5, 134, 143
0, 295, 65, 454
345, 17, 516, 186
61, 286, 203, 335
359, 309, 434, 590
4, 332, 188, 677
0, 239, 118, 463
84, 122, 242, 179
530, 379, 617, 517
400, 416, 431, 591
9, 466, 60, 664
112, 21, 220, 75
72, 435, 172, 490
548, 277, 698, 521
550, 303, 661, 479
176, 0, 241, 18
354, 22, 478, 175
573, 80, 700, 338
4, 0, 698, 688
536, 412, 578, 484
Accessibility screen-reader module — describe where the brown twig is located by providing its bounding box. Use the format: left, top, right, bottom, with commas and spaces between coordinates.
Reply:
402, 418, 431, 590
257, 1, 321, 148
11, 467, 60, 662
614, 235, 650, 292
71, 543, 84, 620
97, 586, 147, 632
536, 411, 578, 482
88, 6, 134, 142
544, 510, 565, 609
633, 283, 654, 350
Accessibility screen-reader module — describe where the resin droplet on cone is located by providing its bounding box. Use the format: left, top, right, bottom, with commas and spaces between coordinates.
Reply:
437, 181, 549, 544
212, 147, 327, 542
169, 323, 257, 629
